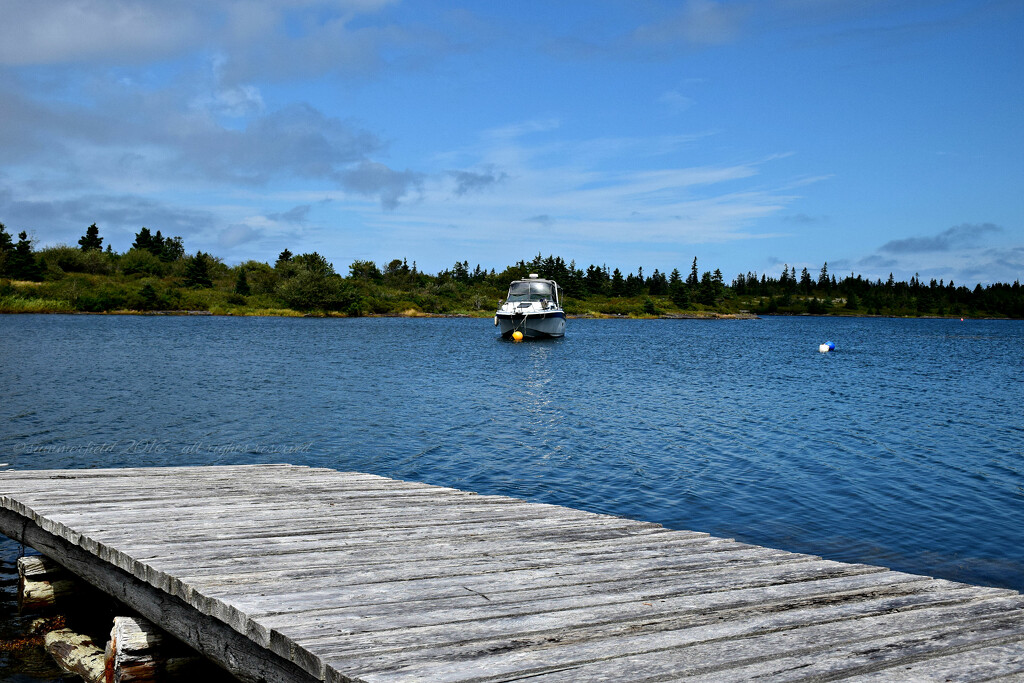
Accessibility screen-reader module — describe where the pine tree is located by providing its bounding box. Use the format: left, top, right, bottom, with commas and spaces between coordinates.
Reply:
78, 223, 103, 251
669, 279, 689, 308
0, 222, 13, 277
183, 251, 213, 288
9, 231, 42, 280
800, 267, 812, 294
687, 257, 699, 287
0, 222, 12, 252
699, 271, 715, 305
150, 230, 166, 257
159, 236, 185, 262
234, 268, 251, 296
132, 227, 154, 252
139, 283, 159, 310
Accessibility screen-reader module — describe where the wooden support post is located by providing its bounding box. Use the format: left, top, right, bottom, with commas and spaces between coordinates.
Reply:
17, 555, 78, 612
105, 616, 214, 683
19, 556, 221, 682
43, 628, 106, 683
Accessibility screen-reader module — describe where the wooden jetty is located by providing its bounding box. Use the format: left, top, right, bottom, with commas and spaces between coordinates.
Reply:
2, 464, 1024, 682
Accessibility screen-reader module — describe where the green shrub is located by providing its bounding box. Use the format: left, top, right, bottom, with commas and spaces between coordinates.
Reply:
77, 284, 130, 311
247, 264, 278, 295
37, 245, 114, 276
120, 248, 166, 277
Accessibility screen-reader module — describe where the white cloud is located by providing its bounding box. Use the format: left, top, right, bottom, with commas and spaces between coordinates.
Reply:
631, 0, 746, 48
0, 0, 432, 80
658, 90, 695, 115
0, 1, 205, 65
218, 223, 263, 249
365, 132, 803, 256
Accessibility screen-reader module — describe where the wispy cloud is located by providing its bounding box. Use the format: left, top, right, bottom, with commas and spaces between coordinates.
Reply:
338, 161, 424, 210
657, 90, 695, 115
0, 1, 205, 65
880, 223, 1003, 253
218, 224, 263, 249
855, 223, 1019, 285
0, 185, 213, 243
631, 0, 747, 48
0, 75, 423, 210
362, 130, 807, 263
266, 204, 314, 224
449, 167, 508, 196
0, 1, 444, 82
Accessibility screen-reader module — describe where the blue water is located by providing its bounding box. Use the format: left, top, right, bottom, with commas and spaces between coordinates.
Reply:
1, 314, 1022, 598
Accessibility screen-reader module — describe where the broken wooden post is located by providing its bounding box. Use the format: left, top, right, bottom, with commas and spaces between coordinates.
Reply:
105, 616, 212, 683
17, 555, 79, 612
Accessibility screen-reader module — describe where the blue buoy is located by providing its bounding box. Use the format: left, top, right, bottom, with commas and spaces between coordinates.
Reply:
818, 341, 835, 353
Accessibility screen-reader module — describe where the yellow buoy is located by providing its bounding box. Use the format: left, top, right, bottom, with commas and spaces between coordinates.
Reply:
512, 330, 524, 342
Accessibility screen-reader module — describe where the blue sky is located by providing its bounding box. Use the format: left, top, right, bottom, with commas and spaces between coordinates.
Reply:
1, 0, 1021, 285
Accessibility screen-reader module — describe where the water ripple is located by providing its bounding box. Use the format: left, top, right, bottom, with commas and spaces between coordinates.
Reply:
1, 314, 1022, 591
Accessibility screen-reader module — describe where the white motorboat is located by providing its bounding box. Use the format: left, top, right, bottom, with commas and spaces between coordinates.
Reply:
494, 274, 566, 339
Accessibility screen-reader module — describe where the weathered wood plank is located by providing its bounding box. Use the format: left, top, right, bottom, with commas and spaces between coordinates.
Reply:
346, 601, 1024, 682
264, 572, 953, 648
4, 464, 1024, 683
839, 641, 1024, 681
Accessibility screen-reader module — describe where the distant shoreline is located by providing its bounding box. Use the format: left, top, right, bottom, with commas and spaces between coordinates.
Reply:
2, 309, 1018, 320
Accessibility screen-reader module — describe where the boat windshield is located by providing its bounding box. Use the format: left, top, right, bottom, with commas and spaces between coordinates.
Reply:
507, 281, 556, 303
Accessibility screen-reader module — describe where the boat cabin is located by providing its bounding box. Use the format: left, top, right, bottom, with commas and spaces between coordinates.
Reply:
506, 276, 559, 307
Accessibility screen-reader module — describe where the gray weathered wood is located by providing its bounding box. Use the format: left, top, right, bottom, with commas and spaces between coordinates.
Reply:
4, 464, 1024, 683
106, 615, 227, 683
43, 628, 106, 683
17, 554, 87, 612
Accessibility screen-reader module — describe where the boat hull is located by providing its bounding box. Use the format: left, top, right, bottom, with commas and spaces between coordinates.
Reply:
496, 311, 566, 338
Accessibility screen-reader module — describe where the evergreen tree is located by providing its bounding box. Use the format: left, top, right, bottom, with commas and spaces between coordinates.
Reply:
8, 231, 42, 280
0, 222, 12, 252
585, 264, 608, 294
712, 268, 724, 300
183, 251, 213, 288
0, 222, 13, 277
132, 227, 154, 252
610, 268, 625, 296
800, 267, 812, 294
234, 268, 251, 296
698, 271, 716, 305
160, 236, 185, 262
139, 283, 159, 310
275, 249, 297, 278
669, 279, 690, 308
149, 230, 166, 257
78, 223, 103, 251
349, 259, 382, 280
648, 268, 668, 295
687, 257, 699, 287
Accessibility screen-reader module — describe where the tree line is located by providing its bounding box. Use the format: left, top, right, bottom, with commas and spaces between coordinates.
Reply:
1, 221, 1021, 318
